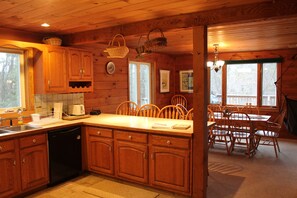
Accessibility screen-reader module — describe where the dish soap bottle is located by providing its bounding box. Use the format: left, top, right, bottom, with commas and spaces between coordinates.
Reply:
17, 108, 23, 125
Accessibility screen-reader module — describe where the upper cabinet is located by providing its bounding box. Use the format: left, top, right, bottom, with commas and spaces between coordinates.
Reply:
68, 50, 93, 81
34, 46, 67, 94
34, 45, 93, 94
68, 49, 93, 93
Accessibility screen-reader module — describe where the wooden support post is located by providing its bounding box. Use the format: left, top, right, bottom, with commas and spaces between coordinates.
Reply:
192, 26, 208, 198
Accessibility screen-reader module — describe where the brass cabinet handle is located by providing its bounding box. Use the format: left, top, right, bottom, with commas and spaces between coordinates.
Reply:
32, 139, 37, 143
22, 158, 26, 163
128, 135, 132, 140
166, 140, 171, 145
97, 131, 101, 135
13, 160, 16, 166
0, 146, 2, 151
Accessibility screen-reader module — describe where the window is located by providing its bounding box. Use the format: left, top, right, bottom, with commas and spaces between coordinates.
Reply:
129, 61, 152, 106
0, 48, 25, 111
227, 63, 257, 105
209, 59, 279, 107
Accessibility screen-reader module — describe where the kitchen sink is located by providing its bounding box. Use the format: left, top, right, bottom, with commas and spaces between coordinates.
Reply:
0, 125, 41, 133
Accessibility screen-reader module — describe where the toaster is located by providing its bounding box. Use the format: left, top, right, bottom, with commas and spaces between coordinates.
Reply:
68, 105, 85, 116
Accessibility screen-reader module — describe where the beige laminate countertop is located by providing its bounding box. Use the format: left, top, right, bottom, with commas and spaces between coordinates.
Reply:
0, 113, 215, 140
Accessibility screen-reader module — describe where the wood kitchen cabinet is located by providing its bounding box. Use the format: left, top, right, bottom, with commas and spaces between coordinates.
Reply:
0, 139, 20, 198
19, 134, 49, 192
0, 133, 48, 197
149, 135, 191, 194
34, 46, 67, 93
114, 130, 148, 184
86, 127, 114, 175
68, 49, 93, 81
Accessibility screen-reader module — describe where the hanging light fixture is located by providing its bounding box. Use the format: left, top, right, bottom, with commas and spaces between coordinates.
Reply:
207, 44, 225, 72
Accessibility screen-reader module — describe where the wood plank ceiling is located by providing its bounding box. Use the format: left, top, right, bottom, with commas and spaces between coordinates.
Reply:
1, 0, 297, 54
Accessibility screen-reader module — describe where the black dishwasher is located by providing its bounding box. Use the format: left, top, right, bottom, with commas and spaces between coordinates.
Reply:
48, 126, 82, 186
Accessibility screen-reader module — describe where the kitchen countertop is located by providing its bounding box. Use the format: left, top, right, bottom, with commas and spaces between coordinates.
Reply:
0, 113, 215, 140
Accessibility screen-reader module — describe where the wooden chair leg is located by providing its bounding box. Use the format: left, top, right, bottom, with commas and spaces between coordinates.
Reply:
223, 136, 230, 155
272, 138, 278, 158
275, 138, 280, 152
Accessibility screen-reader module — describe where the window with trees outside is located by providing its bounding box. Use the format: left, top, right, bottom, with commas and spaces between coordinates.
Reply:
210, 60, 278, 107
129, 61, 152, 106
0, 48, 26, 111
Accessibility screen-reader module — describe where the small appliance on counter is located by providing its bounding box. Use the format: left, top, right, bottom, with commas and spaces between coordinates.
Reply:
68, 104, 85, 116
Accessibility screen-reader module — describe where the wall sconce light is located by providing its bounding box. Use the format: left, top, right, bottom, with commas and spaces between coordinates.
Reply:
207, 44, 225, 72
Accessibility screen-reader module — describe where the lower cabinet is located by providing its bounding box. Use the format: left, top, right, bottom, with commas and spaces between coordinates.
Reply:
0, 139, 20, 198
114, 130, 148, 184
0, 133, 48, 198
149, 135, 191, 194
86, 127, 114, 175
86, 127, 191, 195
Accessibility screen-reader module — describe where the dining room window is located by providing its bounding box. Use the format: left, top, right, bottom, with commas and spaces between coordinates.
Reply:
0, 48, 26, 111
129, 61, 152, 106
209, 59, 279, 107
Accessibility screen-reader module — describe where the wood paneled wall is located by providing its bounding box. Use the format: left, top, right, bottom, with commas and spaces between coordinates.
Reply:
82, 45, 176, 114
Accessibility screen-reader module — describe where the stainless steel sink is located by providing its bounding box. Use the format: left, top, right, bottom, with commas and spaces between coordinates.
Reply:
0, 125, 40, 133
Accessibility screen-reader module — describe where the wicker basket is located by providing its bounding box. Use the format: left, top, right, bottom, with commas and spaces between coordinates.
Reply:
135, 35, 152, 58
144, 28, 167, 49
104, 34, 129, 58
42, 37, 62, 46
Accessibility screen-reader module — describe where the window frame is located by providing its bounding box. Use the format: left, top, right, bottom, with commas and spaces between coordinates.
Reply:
0, 47, 26, 112
209, 58, 282, 109
128, 61, 153, 106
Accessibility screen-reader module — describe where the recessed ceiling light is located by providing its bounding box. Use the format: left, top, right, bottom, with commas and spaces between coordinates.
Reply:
41, 23, 50, 27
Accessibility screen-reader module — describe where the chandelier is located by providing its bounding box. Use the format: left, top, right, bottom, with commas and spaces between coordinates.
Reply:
207, 44, 225, 72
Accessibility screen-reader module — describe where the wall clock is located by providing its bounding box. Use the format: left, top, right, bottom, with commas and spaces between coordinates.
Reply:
106, 61, 115, 75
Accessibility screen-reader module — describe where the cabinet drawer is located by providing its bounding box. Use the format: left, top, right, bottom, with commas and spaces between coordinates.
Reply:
19, 134, 46, 149
0, 139, 15, 153
115, 130, 147, 143
88, 127, 113, 138
151, 135, 190, 149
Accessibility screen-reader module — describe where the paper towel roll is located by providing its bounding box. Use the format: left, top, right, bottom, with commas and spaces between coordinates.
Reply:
54, 102, 63, 119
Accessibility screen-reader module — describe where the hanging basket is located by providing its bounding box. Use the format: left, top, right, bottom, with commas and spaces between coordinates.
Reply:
103, 34, 129, 58
42, 37, 62, 46
144, 28, 167, 50
135, 35, 152, 58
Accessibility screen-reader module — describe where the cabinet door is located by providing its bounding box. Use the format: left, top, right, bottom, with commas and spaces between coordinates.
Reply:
150, 146, 190, 193
46, 47, 67, 92
81, 51, 93, 80
20, 144, 48, 191
88, 136, 114, 175
115, 141, 148, 184
0, 150, 20, 197
68, 50, 82, 80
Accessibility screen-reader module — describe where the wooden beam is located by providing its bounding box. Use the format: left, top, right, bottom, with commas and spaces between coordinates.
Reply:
63, 0, 297, 45
192, 26, 208, 198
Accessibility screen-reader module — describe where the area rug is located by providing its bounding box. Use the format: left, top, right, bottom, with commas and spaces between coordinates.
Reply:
27, 175, 160, 198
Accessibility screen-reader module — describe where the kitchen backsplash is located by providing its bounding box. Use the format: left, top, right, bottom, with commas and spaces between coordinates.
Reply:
34, 93, 84, 116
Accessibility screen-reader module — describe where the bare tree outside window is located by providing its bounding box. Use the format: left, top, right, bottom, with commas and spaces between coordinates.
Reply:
0, 52, 22, 109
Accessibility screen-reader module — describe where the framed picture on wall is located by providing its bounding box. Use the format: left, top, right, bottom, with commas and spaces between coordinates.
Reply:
160, 70, 170, 93
180, 70, 193, 93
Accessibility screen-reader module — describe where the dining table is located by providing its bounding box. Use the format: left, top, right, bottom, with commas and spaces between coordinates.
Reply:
212, 111, 271, 156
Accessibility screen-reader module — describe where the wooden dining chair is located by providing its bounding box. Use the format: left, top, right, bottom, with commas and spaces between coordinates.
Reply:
116, 101, 139, 116
137, 104, 160, 118
228, 112, 255, 157
254, 109, 286, 158
158, 105, 184, 119
176, 104, 188, 117
185, 108, 193, 120
239, 105, 260, 114
171, 95, 187, 109
209, 111, 231, 154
